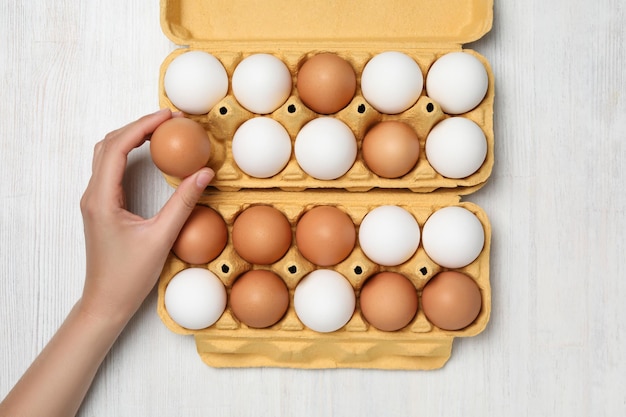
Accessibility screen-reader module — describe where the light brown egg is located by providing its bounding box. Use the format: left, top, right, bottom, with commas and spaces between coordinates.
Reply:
421, 271, 482, 331
359, 272, 418, 331
172, 205, 228, 265
150, 117, 211, 178
295, 206, 356, 266
232, 205, 292, 265
229, 270, 290, 328
361, 121, 420, 178
296, 53, 357, 114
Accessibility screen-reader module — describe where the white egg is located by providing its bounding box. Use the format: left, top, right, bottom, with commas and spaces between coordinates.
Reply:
421, 206, 485, 268
232, 117, 292, 178
361, 51, 423, 114
163, 51, 228, 115
426, 51, 488, 115
294, 269, 356, 333
232, 53, 292, 114
425, 117, 487, 179
358, 205, 420, 266
294, 117, 357, 180
164, 268, 227, 330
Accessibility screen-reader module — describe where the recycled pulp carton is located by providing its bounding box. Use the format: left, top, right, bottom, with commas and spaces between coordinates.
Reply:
156, 0, 494, 370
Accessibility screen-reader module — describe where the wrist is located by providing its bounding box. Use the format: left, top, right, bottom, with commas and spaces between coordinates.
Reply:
75, 298, 134, 334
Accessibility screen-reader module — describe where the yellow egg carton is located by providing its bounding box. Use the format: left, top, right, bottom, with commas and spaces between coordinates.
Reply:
156, 0, 494, 369
157, 190, 491, 369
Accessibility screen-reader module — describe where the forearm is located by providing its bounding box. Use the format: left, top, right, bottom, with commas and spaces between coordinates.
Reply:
0, 299, 130, 417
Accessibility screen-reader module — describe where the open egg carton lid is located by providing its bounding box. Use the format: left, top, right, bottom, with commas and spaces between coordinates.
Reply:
160, 0, 493, 49
157, 0, 494, 194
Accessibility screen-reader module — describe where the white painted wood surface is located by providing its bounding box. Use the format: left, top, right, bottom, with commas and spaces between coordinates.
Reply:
1, 1, 625, 416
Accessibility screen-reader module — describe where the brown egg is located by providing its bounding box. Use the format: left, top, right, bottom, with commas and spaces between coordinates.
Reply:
421, 271, 482, 331
232, 205, 292, 265
295, 206, 356, 266
359, 272, 418, 331
150, 117, 211, 178
172, 205, 228, 265
296, 53, 356, 114
362, 121, 420, 178
229, 270, 290, 328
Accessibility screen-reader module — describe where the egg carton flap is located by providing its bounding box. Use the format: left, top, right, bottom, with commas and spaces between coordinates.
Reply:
160, 0, 493, 48
194, 332, 455, 370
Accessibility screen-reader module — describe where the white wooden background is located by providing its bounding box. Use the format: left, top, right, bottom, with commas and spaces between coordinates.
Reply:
1, 1, 625, 416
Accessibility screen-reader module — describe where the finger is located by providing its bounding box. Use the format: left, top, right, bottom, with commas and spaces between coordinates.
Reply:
94, 109, 173, 200
106, 108, 173, 152
81, 140, 107, 209
154, 168, 214, 243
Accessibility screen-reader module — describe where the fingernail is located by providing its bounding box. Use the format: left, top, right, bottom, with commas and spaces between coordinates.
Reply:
153, 108, 170, 115
195, 169, 214, 188
172, 111, 184, 117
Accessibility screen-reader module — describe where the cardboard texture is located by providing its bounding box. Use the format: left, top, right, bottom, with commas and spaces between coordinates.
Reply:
156, 0, 494, 369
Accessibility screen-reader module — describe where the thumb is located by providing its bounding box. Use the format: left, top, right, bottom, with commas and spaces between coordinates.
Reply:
156, 168, 215, 242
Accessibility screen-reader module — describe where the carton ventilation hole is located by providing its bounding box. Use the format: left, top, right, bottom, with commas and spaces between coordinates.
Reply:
354, 266, 363, 275
288, 265, 297, 274
287, 104, 296, 113
219, 106, 228, 115
357, 104, 366, 114
420, 266, 428, 275
221, 264, 230, 273
426, 103, 434, 113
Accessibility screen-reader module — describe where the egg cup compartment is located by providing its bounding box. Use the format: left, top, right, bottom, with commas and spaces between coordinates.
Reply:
158, 47, 494, 193
157, 189, 491, 370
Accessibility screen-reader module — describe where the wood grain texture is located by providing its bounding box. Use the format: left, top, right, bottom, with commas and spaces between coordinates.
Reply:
1, 1, 625, 416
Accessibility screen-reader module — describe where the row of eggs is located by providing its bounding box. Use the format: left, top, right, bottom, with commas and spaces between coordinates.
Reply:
231, 114, 486, 180
164, 50, 489, 116
174, 203, 485, 270
164, 267, 482, 334
151, 115, 487, 181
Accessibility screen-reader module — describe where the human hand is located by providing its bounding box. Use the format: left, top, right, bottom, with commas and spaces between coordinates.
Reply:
79, 109, 214, 324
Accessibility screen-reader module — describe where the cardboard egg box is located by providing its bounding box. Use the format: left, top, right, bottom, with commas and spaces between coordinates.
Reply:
156, 0, 494, 369
158, 0, 494, 193
157, 190, 491, 370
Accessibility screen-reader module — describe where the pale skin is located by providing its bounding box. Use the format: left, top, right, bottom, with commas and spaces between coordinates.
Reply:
0, 109, 214, 417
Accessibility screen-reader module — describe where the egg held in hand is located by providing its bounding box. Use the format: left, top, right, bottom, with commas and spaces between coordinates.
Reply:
150, 117, 211, 178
